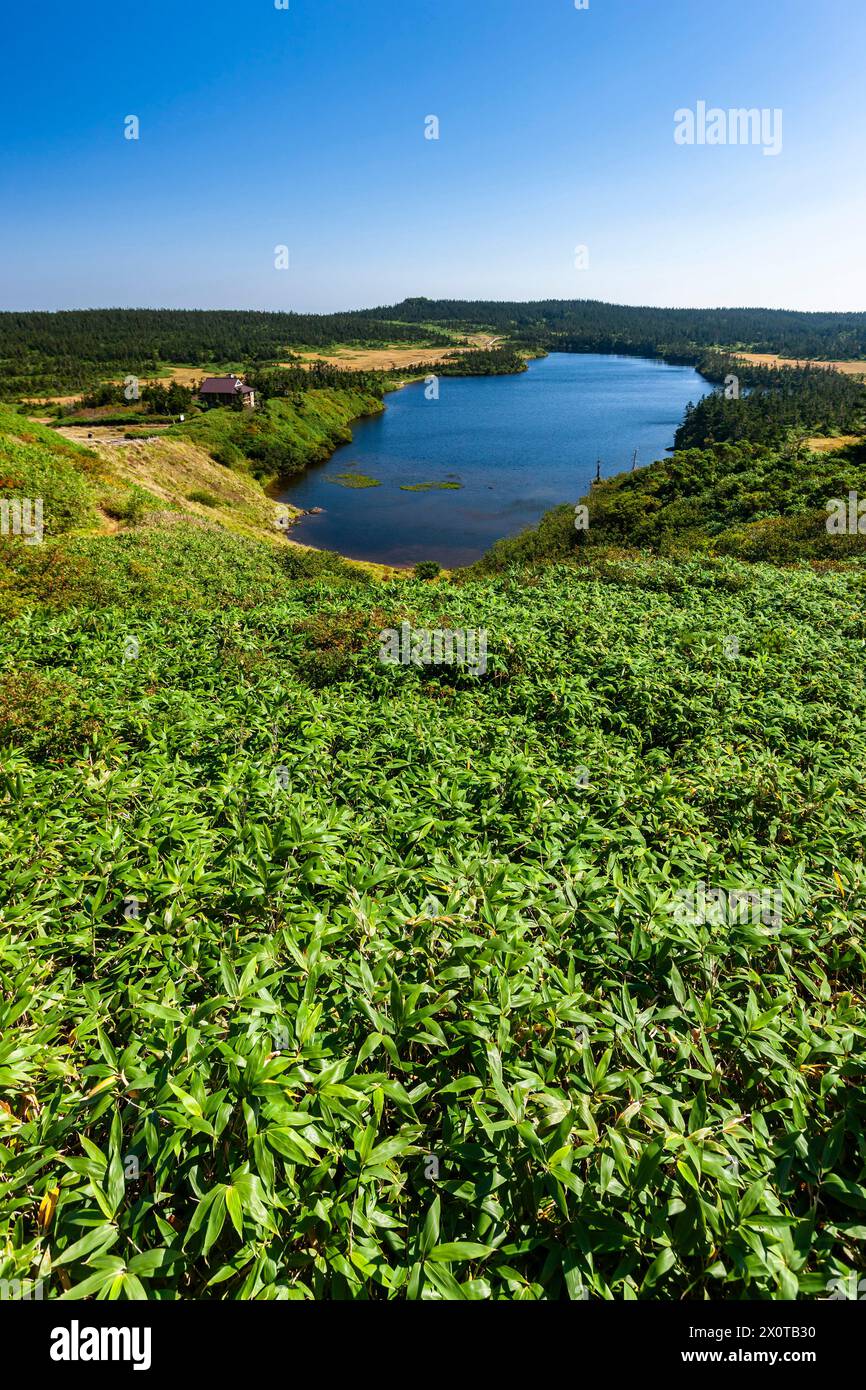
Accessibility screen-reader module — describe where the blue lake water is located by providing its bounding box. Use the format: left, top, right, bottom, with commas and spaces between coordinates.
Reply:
278, 352, 711, 567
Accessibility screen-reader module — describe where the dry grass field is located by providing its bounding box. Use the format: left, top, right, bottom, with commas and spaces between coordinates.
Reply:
737, 351, 866, 377
284, 332, 502, 373
804, 434, 862, 452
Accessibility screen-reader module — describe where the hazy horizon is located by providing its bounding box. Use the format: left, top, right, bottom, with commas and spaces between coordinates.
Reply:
4, 296, 865, 317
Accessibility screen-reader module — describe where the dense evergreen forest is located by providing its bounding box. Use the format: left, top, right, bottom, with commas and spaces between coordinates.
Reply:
400, 346, 528, 377
3, 300, 865, 399
0, 310, 442, 399
245, 359, 388, 404
365, 298, 866, 360
676, 353, 866, 449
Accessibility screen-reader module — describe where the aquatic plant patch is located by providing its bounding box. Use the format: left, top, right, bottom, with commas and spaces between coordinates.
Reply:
399, 481, 463, 492
325, 471, 382, 489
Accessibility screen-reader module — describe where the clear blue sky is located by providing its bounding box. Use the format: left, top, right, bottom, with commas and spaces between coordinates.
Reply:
1, 0, 863, 312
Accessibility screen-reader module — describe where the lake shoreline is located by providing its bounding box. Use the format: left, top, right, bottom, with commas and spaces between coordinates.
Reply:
274, 352, 713, 568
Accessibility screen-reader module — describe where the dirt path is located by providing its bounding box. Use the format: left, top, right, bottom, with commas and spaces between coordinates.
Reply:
54, 425, 169, 446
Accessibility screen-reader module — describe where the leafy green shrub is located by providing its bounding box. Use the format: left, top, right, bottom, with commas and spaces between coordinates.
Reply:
1, 564, 865, 1301
102, 484, 160, 525
0, 406, 98, 536
0, 524, 296, 611
56, 413, 156, 428
0, 666, 99, 756
276, 545, 365, 583
413, 561, 441, 580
